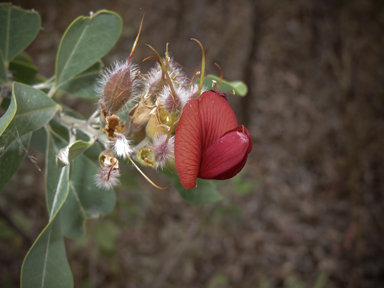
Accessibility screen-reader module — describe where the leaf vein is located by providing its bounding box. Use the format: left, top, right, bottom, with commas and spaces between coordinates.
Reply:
40, 228, 52, 288
49, 168, 66, 220
57, 19, 92, 86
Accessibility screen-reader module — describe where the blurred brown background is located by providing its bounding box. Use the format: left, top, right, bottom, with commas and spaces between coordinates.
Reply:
1, 0, 384, 287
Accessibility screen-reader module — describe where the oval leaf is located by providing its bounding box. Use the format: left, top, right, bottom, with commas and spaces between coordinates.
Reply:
0, 3, 41, 63
0, 83, 58, 147
21, 131, 73, 288
55, 11, 122, 88
202, 74, 248, 96
45, 120, 116, 238
165, 171, 222, 205
0, 132, 31, 192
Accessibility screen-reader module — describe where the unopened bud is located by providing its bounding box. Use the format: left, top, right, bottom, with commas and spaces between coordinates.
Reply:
98, 61, 140, 115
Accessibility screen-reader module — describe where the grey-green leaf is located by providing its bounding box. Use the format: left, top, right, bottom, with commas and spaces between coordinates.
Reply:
21, 130, 73, 288
0, 3, 41, 63
58, 61, 101, 98
56, 138, 95, 168
45, 121, 115, 238
45, 132, 70, 217
0, 50, 7, 85
55, 11, 122, 88
0, 83, 58, 147
21, 213, 73, 288
165, 172, 222, 205
0, 132, 31, 192
0, 86, 16, 137
202, 74, 248, 96
61, 155, 116, 238
9, 52, 38, 84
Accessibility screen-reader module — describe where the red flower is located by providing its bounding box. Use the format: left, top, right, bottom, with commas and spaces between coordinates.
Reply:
175, 90, 252, 189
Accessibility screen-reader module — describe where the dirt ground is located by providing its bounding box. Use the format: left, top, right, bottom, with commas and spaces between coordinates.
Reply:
1, 0, 384, 287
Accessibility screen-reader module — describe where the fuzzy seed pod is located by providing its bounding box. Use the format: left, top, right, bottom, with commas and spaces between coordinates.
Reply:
97, 60, 141, 116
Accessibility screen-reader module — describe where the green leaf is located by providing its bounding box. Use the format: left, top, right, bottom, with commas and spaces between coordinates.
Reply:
202, 74, 248, 96
0, 83, 58, 147
55, 11, 122, 88
56, 138, 95, 168
61, 155, 116, 238
0, 86, 16, 137
229, 80, 248, 96
0, 3, 41, 63
21, 131, 73, 288
45, 121, 115, 238
58, 61, 101, 98
21, 214, 73, 288
165, 172, 222, 205
0, 132, 31, 192
30, 127, 47, 154
0, 50, 7, 85
45, 132, 70, 217
8, 52, 38, 84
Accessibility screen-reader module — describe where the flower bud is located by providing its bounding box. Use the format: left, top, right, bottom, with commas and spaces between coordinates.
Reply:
98, 61, 141, 115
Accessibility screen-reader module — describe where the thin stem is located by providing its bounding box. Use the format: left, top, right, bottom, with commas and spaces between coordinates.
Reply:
47, 85, 57, 98
191, 38, 205, 96
59, 114, 109, 148
87, 109, 100, 125
126, 154, 170, 190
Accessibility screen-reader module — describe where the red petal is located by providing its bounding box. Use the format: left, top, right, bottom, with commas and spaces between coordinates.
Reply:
175, 99, 203, 189
211, 126, 252, 179
199, 126, 250, 180
198, 91, 238, 151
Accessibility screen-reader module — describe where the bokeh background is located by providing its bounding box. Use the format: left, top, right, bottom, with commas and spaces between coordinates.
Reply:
1, 0, 384, 287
